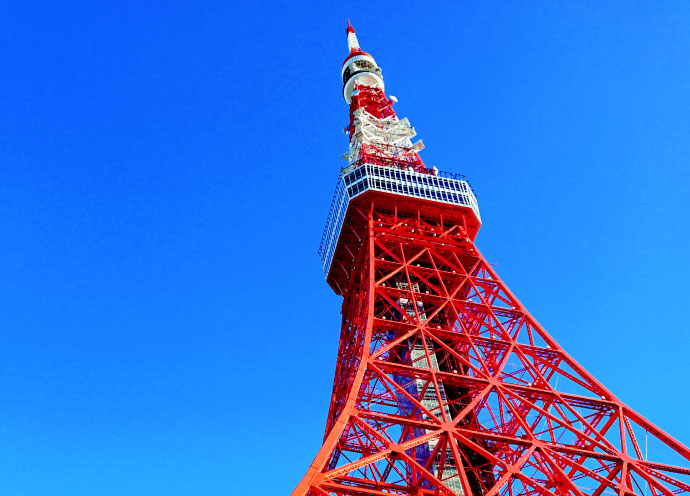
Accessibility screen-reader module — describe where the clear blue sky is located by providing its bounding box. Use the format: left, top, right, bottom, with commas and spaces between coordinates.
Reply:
1, 2, 689, 494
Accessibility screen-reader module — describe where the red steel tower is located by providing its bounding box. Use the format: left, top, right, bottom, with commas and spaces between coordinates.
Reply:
294, 23, 690, 496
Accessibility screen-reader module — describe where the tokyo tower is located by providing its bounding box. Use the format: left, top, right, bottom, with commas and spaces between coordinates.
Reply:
293, 23, 690, 496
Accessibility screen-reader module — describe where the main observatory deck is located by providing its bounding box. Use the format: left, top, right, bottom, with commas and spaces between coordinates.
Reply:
319, 161, 481, 278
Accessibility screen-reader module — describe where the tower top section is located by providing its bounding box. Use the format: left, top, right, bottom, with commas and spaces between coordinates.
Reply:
346, 20, 359, 51
341, 22, 384, 103
321, 24, 481, 288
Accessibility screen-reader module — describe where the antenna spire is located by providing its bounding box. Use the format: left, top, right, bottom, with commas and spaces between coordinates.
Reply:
346, 20, 360, 52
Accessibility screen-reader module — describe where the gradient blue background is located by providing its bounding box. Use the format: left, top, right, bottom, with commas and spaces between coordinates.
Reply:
1, 2, 689, 494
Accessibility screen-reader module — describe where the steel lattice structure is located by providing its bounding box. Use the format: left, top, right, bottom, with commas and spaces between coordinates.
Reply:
293, 23, 690, 496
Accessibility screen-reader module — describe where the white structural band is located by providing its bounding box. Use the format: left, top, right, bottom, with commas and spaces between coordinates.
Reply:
318, 164, 481, 278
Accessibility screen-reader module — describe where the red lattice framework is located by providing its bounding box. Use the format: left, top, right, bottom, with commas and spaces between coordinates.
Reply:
294, 24, 690, 496
346, 86, 427, 173
293, 200, 690, 496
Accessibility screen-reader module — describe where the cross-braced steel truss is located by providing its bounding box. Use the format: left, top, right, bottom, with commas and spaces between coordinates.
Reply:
295, 22, 690, 496
294, 202, 690, 496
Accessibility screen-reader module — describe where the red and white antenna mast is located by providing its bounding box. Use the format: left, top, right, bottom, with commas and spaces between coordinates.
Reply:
341, 22, 426, 173
346, 20, 359, 51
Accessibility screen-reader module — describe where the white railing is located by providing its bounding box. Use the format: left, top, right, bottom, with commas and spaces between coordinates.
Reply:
318, 164, 481, 278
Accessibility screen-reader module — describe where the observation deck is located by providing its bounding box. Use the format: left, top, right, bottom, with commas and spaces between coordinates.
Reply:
319, 161, 481, 280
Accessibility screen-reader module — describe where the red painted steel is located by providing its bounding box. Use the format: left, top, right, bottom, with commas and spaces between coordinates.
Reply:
346, 85, 426, 174
293, 24, 690, 496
